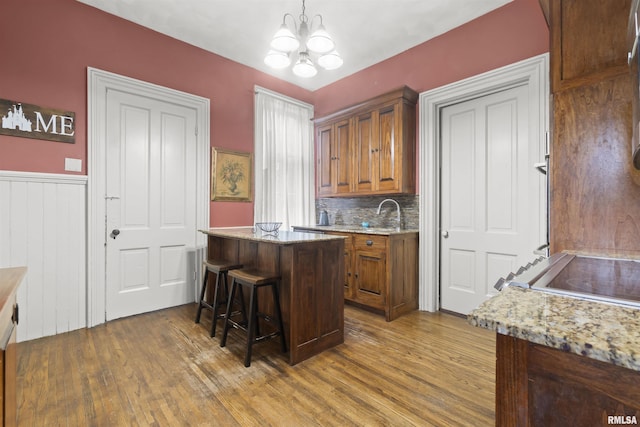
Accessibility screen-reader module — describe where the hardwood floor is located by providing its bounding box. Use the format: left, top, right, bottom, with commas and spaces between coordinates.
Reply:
17, 304, 496, 426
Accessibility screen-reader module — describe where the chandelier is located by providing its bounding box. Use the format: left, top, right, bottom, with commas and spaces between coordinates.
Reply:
264, 0, 343, 78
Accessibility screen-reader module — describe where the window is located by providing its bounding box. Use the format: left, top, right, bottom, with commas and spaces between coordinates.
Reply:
254, 87, 314, 230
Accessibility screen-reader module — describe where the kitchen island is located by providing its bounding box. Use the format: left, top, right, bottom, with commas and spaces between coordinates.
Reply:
200, 227, 345, 365
469, 286, 640, 426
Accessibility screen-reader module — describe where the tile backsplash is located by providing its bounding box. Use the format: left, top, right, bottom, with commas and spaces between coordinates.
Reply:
316, 195, 419, 229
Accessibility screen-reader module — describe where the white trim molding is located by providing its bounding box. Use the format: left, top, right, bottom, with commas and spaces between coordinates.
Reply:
418, 53, 549, 312
0, 170, 87, 184
87, 68, 210, 327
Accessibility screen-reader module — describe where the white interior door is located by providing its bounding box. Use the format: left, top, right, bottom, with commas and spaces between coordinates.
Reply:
440, 84, 542, 314
105, 90, 197, 320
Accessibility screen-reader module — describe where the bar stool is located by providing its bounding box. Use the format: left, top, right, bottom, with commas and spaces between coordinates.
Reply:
194, 260, 244, 337
220, 269, 287, 367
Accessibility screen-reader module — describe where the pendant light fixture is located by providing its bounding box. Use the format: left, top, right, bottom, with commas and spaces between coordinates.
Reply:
264, 0, 343, 77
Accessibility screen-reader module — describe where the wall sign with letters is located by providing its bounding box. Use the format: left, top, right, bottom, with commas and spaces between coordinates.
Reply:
0, 98, 75, 144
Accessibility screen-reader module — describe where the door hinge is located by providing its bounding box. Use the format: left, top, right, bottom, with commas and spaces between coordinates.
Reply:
195, 126, 198, 137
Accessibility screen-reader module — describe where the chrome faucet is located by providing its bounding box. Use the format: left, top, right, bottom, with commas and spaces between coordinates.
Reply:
376, 198, 401, 229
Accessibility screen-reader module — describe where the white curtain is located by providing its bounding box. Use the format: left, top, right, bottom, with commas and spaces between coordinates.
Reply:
254, 86, 315, 230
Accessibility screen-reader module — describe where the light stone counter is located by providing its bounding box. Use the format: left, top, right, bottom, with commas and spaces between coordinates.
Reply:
199, 227, 347, 244
292, 225, 419, 236
468, 286, 640, 371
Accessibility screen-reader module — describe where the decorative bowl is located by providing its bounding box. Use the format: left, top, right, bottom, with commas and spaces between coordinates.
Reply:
255, 222, 282, 234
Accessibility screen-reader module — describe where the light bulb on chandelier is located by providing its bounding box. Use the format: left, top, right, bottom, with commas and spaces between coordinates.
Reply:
292, 51, 317, 77
264, 0, 342, 78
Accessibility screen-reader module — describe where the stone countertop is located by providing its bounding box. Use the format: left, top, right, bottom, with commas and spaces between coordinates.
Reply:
0, 266, 27, 307
292, 225, 419, 236
468, 286, 640, 371
199, 227, 348, 244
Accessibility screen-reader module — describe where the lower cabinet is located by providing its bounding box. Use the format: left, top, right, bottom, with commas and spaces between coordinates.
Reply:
0, 267, 24, 427
330, 231, 418, 321
0, 324, 16, 427
496, 334, 640, 426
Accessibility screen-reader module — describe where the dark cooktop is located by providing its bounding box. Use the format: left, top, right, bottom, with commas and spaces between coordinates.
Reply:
544, 255, 640, 304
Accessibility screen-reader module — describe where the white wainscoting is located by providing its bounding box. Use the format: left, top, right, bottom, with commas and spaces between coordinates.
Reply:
0, 171, 87, 342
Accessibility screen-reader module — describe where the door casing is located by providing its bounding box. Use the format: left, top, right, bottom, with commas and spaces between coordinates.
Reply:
418, 54, 549, 312
87, 68, 210, 327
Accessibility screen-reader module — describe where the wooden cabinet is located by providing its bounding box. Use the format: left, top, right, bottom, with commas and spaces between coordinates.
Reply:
549, 0, 630, 92
329, 231, 418, 321
317, 118, 353, 196
316, 87, 418, 197
546, 0, 640, 256
496, 334, 640, 426
628, 0, 640, 168
0, 267, 24, 427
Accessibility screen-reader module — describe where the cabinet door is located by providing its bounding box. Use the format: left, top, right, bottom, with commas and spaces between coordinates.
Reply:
354, 111, 375, 192
354, 235, 387, 308
354, 250, 386, 307
317, 124, 334, 196
376, 103, 401, 192
317, 119, 352, 196
334, 119, 353, 195
550, 0, 630, 92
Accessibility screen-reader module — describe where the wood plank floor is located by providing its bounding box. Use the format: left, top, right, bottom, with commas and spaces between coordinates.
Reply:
17, 304, 496, 426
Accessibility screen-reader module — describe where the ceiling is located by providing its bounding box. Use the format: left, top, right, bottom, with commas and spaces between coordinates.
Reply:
76, 0, 513, 91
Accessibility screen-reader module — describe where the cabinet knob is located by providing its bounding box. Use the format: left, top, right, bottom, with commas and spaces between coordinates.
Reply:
355, 273, 359, 278
12, 303, 18, 325
366, 240, 374, 246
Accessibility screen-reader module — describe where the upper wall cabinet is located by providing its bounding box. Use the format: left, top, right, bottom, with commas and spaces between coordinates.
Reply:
547, 0, 637, 254
550, 0, 630, 92
315, 87, 418, 197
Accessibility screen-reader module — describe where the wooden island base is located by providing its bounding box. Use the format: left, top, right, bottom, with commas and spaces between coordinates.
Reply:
496, 334, 640, 426
202, 228, 345, 365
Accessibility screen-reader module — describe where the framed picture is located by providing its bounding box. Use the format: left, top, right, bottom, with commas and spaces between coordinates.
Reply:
211, 147, 253, 201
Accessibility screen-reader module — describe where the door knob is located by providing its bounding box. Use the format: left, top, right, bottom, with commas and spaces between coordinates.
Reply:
111, 229, 120, 239
441, 230, 449, 238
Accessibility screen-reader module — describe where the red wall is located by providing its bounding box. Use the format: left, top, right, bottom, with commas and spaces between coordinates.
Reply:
313, 0, 548, 115
0, 0, 312, 227
1, 0, 548, 227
